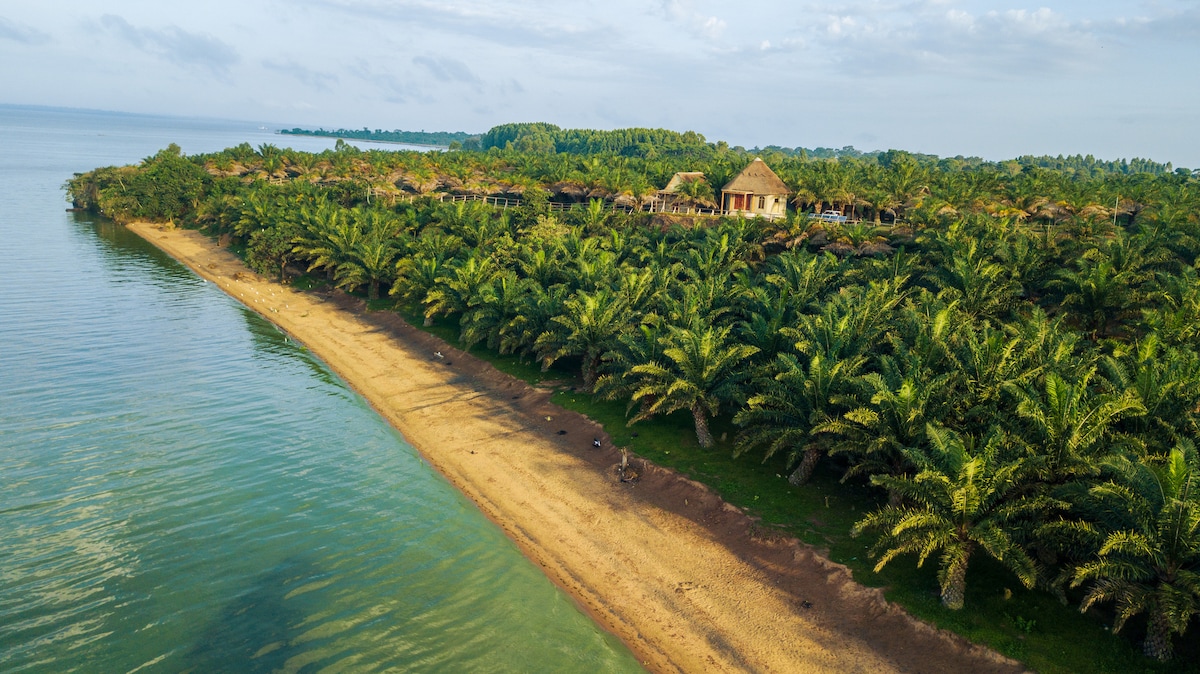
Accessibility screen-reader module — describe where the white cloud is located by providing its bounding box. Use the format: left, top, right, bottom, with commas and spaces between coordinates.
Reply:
262, 59, 339, 92
412, 55, 482, 85
0, 16, 50, 45
97, 14, 239, 76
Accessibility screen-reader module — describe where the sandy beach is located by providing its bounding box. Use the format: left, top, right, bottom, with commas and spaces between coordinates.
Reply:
128, 221, 1027, 674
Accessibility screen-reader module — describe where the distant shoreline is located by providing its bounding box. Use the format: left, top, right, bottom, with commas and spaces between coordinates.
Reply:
276, 131, 448, 149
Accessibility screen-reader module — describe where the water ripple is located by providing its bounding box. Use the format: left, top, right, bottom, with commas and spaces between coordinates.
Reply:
0, 108, 642, 673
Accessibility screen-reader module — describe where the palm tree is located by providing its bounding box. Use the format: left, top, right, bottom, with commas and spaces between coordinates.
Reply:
673, 176, 716, 210
333, 209, 402, 300
293, 202, 352, 280
595, 316, 669, 404
499, 283, 570, 361
852, 424, 1041, 609
336, 234, 399, 300
234, 190, 279, 242
628, 325, 759, 448
1071, 445, 1200, 660
423, 253, 499, 326
193, 193, 243, 236
1143, 266, 1200, 348
1052, 255, 1136, 339
762, 249, 841, 312
817, 356, 956, 502
460, 272, 535, 351
1100, 335, 1200, 452
952, 322, 1042, 432
736, 350, 866, 485
1005, 369, 1146, 483
929, 238, 1021, 321
537, 288, 631, 387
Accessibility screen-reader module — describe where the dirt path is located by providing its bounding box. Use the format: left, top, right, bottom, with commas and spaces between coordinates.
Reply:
128, 222, 1028, 674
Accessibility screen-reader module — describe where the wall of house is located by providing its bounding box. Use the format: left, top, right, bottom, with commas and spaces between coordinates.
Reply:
756, 194, 786, 217
723, 192, 787, 218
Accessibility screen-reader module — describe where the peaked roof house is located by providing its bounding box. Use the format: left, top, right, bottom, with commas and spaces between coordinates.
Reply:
721, 158, 789, 220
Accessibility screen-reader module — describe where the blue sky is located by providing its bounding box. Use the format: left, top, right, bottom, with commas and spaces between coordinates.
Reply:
2, 1, 1198, 166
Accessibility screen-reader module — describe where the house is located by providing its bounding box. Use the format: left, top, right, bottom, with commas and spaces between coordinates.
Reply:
652, 171, 714, 213
721, 158, 789, 219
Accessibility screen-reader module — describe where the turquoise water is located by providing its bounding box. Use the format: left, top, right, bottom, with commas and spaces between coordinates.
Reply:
0, 106, 643, 673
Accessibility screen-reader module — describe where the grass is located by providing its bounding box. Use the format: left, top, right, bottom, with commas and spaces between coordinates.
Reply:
323, 289, 1191, 673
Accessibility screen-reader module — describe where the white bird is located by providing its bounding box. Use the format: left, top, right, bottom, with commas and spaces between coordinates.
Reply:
434, 351, 444, 359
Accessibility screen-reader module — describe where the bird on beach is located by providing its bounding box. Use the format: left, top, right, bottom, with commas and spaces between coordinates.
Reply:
434, 351, 444, 359
592, 438, 601, 448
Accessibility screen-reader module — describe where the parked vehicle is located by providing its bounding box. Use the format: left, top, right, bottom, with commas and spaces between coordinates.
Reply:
808, 210, 848, 224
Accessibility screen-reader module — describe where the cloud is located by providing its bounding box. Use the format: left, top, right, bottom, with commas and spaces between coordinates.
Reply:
295, 0, 616, 53
263, 59, 339, 91
0, 16, 50, 45
347, 58, 423, 104
1113, 5, 1200, 42
412, 55, 481, 85
661, 0, 727, 40
775, 2, 1105, 79
98, 14, 239, 75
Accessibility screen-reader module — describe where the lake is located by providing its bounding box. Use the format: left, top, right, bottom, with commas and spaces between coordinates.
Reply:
0, 105, 642, 673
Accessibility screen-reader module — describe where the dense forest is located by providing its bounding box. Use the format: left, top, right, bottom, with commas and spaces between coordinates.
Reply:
67, 127, 1200, 669
294, 121, 1184, 176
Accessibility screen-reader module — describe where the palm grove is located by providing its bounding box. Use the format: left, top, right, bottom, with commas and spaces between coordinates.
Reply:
68, 126, 1200, 663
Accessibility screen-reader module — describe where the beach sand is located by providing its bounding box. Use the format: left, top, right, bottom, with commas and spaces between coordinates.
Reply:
128, 221, 1027, 674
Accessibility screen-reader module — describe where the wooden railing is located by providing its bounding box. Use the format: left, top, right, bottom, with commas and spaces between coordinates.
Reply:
386, 191, 799, 221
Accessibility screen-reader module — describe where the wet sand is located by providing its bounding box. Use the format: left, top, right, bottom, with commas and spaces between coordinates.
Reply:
128, 221, 1027, 674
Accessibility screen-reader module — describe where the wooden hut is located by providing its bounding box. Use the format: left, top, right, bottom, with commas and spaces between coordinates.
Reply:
721, 158, 789, 219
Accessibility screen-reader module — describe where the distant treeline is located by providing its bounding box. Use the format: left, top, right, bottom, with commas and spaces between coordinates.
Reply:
752, 146, 1177, 175
280, 127, 482, 149
480, 122, 710, 158
484, 122, 1184, 175
282, 121, 1184, 176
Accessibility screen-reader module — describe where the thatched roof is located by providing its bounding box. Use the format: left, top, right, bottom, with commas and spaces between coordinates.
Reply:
722, 158, 789, 195
660, 171, 707, 194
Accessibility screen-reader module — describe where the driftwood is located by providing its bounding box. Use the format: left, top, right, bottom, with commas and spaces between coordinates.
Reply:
615, 448, 640, 484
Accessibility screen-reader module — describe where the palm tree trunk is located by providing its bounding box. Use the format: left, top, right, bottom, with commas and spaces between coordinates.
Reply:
368, 279, 380, 301
691, 404, 714, 449
1144, 611, 1174, 661
788, 445, 823, 486
941, 548, 972, 610
583, 355, 600, 389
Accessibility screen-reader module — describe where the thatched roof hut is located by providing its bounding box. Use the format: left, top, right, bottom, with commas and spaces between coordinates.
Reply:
721, 158, 789, 219
660, 171, 708, 194
653, 171, 715, 212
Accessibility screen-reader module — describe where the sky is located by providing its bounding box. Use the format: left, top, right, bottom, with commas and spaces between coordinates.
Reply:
2, 1, 1198, 166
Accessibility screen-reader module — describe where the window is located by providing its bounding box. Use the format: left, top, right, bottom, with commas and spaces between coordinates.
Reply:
757, 196, 766, 209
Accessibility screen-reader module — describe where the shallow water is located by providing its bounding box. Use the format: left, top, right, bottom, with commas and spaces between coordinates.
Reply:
0, 105, 643, 672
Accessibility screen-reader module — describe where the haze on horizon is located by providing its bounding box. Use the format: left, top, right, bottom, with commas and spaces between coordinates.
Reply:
2, 1, 1197, 167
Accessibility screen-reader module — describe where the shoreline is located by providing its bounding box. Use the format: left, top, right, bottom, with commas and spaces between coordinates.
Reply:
276, 130, 451, 149
127, 221, 1027, 674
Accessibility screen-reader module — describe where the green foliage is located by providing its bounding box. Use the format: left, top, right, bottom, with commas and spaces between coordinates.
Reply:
65, 144, 211, 223
68, 128, 1200, 670
1070, 444, 1200, 661
852, 424, 1042, 609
